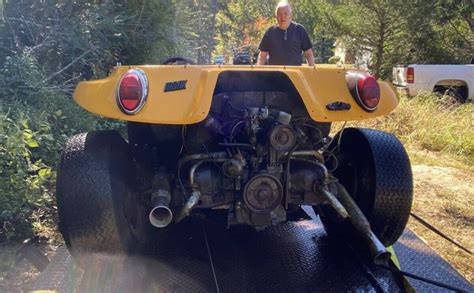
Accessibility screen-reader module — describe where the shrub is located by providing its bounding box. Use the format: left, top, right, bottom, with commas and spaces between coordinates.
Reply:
0, 104, 55, 241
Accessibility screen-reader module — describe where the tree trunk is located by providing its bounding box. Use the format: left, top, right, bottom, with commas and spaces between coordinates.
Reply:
373, 8, 386, 79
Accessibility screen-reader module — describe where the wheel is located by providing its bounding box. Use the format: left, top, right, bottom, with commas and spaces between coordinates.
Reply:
444, 87, 466, 103
162, 57, 195, 65
320, 128, 413, 246
56, 130, 149, 256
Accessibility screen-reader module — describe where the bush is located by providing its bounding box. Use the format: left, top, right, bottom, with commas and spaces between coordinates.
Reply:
0, 95, 126, 241
0, 0, 154, 243
0, 104, 55, 241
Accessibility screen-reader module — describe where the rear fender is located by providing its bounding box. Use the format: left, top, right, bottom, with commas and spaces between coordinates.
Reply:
74, 65, 398, 124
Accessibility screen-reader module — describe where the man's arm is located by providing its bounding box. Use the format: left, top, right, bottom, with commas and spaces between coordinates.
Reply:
304, 49, 315, 66
257, 51, 268, 65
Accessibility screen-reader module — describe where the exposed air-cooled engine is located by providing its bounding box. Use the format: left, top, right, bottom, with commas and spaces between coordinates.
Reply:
134, 86, 332, 230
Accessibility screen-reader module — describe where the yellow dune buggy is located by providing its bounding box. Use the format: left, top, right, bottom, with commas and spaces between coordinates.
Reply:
56, 58, 413, 263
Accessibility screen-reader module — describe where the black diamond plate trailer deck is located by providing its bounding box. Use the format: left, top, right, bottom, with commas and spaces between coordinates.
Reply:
30, 215, 472, 292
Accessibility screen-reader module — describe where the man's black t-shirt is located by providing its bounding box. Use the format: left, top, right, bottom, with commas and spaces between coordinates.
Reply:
258, 22, 312, 65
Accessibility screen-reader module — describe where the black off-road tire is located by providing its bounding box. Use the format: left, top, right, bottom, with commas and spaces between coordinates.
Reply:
56, 130, 143, 256
320, 128, 413, 246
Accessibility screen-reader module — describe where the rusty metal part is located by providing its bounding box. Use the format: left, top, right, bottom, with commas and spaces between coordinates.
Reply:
319, 188, 349, 220
229, 200, 286, 229
175, 190, 202, 223
189, 161, 205, 186
276, 111, 292, 125
290, 157, 328, 180
177, 152, 228, 193
287, 150, 325, 163
149, 173, 173, 228
222, 158, 245, 178
179, 152, 228, 166
335, 182, 390, 264
270, 125, 296, 152
287, 160, 327, 205
189, 159, 227, 185
176, 158, 227, 223
243, 174, 283, 213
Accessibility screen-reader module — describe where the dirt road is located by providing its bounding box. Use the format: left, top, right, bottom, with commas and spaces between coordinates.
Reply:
409, 164, 473, 283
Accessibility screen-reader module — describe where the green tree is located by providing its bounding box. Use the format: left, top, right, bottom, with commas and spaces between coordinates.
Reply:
321, 0, 404, 78
400, 0, 472, 65
171, 0, 220, 64
215, 1, 274, 59
320, 0, 473, 78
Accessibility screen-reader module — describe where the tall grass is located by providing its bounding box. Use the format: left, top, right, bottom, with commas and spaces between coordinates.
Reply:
347, 93, 474, 166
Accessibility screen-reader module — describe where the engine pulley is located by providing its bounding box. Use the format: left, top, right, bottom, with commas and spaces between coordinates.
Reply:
270, 125, 296, 152
243, 174, 283, 213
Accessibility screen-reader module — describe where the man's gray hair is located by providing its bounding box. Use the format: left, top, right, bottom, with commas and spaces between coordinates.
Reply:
275, 1, 292, 16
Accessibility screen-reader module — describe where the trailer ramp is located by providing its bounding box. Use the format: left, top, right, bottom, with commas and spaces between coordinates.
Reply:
30, 215, 472, 292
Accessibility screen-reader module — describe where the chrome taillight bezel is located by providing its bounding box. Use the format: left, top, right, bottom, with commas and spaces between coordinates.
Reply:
346, 71, 380, 112
117, 68, 148, 115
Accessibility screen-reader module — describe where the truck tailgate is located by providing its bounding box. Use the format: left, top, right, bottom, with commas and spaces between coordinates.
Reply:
392, 66, 407, 87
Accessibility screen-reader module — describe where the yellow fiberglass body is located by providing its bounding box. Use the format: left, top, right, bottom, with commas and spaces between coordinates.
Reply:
73, 64, 398, 124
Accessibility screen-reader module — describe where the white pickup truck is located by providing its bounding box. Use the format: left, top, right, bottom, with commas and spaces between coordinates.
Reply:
392, 64, 474, 102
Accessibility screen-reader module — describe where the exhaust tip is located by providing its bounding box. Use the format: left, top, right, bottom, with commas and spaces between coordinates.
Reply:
373, 251, 391, 265
149, 206, 173, 228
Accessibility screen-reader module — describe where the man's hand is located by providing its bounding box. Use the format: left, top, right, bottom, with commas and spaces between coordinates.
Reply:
257, 51, 268, 65
304, 49, 315, 66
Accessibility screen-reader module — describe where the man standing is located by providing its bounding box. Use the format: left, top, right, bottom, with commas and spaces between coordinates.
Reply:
257, 1, 315, 66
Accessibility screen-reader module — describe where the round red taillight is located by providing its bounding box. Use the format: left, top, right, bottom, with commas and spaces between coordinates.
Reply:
117, 69, 148, 114
357, 76, 380, 110
346, 71, 380, 112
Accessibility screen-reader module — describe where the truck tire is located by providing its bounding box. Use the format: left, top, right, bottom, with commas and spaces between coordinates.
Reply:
444, 87, 466, 103
320, 128, 413, 246
56, 130, 145, 256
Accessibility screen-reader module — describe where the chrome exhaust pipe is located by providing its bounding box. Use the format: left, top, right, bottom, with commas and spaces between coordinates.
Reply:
149, 189, 173, 228
148, 173, 173, 228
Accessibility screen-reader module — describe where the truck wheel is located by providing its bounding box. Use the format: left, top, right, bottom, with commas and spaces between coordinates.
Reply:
56, 131, 147, 256
320, 128, 413, 246
444, 87, 466, 103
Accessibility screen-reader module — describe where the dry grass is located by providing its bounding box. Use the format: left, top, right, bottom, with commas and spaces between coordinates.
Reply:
340, 93, 474, 166
409, 163, 473, 283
